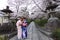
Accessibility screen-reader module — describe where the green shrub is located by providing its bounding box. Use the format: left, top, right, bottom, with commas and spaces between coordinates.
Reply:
34, 19, 48, 26
27, 19, 32, 24
51, 28, 60, 40
0, 35, 8, 40
34, 19, 40, 25
39, 19, 48, 26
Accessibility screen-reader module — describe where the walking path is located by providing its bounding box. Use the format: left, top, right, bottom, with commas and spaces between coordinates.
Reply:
10, 22, 53, 40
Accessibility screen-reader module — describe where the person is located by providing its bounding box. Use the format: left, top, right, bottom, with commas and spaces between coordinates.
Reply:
16, 17, 23, 40
22, 17, 28, 39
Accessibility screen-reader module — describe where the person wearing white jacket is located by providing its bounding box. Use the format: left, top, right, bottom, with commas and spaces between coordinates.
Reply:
16, 17, 23, 40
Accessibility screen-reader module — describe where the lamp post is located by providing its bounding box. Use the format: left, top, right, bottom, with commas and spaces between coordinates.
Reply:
1, 6, 13, 23
48, 11, 56, 18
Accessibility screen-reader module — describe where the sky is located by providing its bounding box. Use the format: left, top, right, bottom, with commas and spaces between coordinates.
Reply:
0, 0, 8, 10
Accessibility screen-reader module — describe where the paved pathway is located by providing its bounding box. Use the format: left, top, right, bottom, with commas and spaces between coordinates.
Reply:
10, 22, 53, 40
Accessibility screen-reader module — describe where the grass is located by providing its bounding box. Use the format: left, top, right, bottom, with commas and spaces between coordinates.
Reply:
0, 35, 8, 40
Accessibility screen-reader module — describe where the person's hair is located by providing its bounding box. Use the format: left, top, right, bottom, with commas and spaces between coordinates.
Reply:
20, 17, 23, 21
23, 17, 26, 19
21, 17, 26, 19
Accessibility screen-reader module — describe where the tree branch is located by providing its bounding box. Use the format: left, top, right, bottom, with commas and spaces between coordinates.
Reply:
32, 0, 46, 13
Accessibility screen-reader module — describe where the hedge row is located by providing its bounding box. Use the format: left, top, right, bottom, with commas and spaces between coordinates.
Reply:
34, 19, 48, 26
51, 28, 60, 40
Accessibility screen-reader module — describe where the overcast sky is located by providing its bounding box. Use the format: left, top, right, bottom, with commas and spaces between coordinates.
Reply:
0, 0, 8, 10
